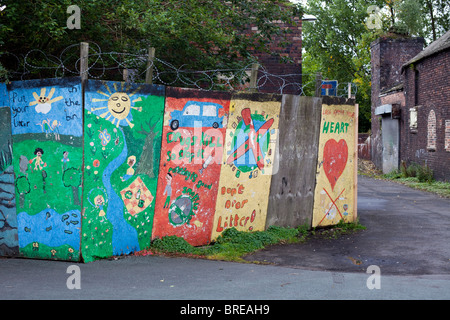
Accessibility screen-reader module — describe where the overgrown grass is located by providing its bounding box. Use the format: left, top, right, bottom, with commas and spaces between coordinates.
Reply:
134, 221, 364, 262
359, 159, 450, 199
141, 225, 306, 262
381, 161, 450, 198
383, 176, 450, 198
310, 219, 366, 239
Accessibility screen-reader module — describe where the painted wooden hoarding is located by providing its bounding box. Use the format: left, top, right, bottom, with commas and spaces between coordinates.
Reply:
82, 80, 165, 262
312, 102, 358, 227
0, 76, 358, 262
8, 77, 83, 261
211, 93, 281, 240
152, 87, 231, 246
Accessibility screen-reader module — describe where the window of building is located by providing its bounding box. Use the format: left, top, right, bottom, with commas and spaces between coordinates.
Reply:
427, 110, 436, 151
409, 107, 418, 132
445, 120, 450, 152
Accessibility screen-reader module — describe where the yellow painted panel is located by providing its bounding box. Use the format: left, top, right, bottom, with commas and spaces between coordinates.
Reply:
312, 103, 357, 227
211, 97, 281, 240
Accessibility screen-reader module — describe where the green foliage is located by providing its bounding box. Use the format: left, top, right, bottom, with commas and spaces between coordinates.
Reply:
145, 222, 368, 262
381, 162, 449, 197
302, 0, 449, 133
62, 167, 81, 187
0, 146, 12, 174
395, 0, 425, 36
0, 0, 302, 82
302, 0, 383, 133
399, 161, 434, 183
148, 226, 301, 261
416, 163, 434, 183
335, 219, 366, 232
152, 235, 201, 255
15, 175, 30, 194
401, 161, 420, 178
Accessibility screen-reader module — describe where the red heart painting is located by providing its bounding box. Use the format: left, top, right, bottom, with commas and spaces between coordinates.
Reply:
323, 139, 348, 191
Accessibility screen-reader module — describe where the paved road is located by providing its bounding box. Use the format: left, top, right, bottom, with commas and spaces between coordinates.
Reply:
0, 175, 449, 301
1, 254, 450, 301
245, 175, 450, 276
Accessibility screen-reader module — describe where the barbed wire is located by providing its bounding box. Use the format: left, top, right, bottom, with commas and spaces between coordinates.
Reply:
1, 42, 357, 97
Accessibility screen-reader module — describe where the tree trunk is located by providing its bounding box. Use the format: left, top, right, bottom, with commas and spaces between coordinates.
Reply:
426, 0, 437, 41
135, 132, 156, 178
19, 193, 24, 208
71, 186, 80, 206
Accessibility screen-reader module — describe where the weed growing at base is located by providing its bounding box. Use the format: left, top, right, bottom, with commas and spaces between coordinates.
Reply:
136, 222, 367, 262
141, 225, 306, 262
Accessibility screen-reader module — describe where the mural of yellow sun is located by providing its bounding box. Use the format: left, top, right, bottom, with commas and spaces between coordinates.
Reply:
91, 81, 142, 128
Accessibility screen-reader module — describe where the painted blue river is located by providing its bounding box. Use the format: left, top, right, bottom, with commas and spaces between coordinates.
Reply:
102, 127, 140, 255
17, 208, 81, 250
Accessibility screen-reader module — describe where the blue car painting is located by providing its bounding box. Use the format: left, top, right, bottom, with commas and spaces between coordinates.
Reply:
169, 101, 224, 130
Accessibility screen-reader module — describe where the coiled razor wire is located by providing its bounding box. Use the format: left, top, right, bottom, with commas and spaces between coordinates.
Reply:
1, 42, 357, 97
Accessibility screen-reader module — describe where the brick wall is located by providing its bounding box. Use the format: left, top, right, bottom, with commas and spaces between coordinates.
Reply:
402, 49, 450, 181
370, 36, 425, 168
250, 17, 302, 95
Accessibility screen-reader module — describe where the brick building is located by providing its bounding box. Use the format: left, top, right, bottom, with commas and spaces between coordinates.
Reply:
370, 30, 450, 181
249, 16, 303, 95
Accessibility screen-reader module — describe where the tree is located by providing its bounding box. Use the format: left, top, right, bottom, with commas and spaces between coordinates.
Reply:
302, 0, 449, 132
135, 117, 162, 178
15, 176, 30, 208
62, 167, 81, 206
303, 0, 385, 132
421, 0, 449, 42
0, 0, 303, 83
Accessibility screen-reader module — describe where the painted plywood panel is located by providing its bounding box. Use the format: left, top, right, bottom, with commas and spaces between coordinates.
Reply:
312, 103, 357, 227
152, 87, 231, 246
82, 80, 165, 262
8, 77, 83, 261
211, 92, 281, 240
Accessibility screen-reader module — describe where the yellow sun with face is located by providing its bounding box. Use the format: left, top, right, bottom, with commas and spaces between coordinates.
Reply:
91, 81, 142, 128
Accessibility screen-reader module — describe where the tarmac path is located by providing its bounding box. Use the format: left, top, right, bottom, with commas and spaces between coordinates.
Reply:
1, 175, 449, 301
244, 175, 450, 275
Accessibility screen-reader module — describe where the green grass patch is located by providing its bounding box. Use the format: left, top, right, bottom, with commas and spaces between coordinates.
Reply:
381, 162, 450, 198
385, 176, 450, 198
134, 222, 363, 262
359, 159, 450, 199
310, 219, 366, 239
135, 225, 307, 262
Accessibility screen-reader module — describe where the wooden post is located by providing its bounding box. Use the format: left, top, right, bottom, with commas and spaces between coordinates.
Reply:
80, 42, 89, 85
315, 72, 322, 97
145, 47, 156, 85
123, 69, 129, 83
348, 82, 352, 99
249, 63, 259, 92
80, 42, 89, 228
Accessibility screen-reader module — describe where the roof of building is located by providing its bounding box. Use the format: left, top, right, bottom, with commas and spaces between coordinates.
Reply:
402, 29, 450, 69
